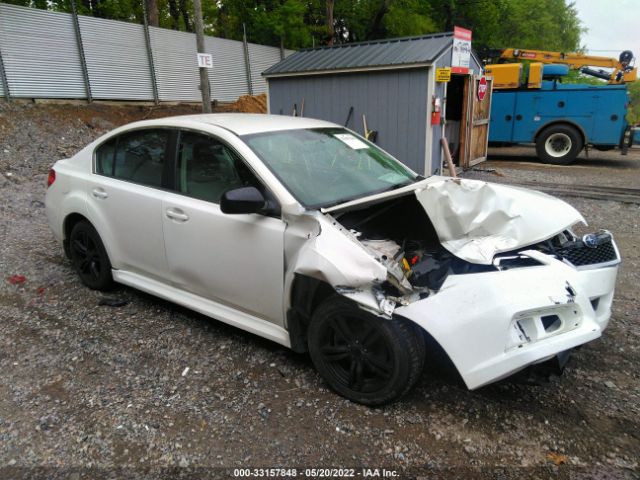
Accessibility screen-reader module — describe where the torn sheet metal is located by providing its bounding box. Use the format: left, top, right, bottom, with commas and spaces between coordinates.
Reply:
283, 212, 388, 314
288, 213, 387, 287
414, 178, 586, 264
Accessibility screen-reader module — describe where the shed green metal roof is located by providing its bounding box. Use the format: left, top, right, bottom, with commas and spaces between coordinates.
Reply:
263, 32, 454, 77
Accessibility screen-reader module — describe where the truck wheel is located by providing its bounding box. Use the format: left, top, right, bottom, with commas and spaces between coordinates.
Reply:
536, 125, 583, 165
308, 296, 425, 406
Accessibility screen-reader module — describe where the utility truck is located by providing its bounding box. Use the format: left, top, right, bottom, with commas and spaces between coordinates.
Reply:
484, 49, 637, 164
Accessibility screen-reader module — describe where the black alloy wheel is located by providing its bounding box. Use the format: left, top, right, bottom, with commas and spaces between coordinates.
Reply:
69, 221, 113, 290
308, 296, 425, 405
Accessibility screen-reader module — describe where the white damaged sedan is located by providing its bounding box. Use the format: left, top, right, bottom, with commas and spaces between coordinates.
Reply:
45, 114, 620, 405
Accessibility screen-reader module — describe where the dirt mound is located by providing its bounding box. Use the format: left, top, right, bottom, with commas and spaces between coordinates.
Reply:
0, 97, 269, 178
0, 101, 202, 177
225, 93, 267, 113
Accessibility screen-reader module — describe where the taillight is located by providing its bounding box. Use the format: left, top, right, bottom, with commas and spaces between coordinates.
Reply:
47, 168, 56, 188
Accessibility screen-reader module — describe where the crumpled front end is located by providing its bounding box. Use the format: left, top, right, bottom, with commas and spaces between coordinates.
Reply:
284, 177, 620, 389
394, 250, 619, 389
415, 177, 587, 264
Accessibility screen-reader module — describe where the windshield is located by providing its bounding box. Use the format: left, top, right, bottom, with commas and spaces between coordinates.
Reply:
241, 128, 417, 208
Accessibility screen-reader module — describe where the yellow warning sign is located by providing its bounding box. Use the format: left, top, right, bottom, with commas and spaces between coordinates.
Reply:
436, 67, 452, 82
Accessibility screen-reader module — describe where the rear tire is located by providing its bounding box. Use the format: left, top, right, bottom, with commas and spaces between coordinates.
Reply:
536, 124, 583, 165
69, 221, 113, 291
308, 296, 425, 405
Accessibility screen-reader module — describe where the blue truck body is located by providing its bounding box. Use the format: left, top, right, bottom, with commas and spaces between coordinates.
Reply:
489, 81, 629, 147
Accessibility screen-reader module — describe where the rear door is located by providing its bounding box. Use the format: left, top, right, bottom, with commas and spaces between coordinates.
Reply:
161, 130, 286, 325
86, 128, 171, 280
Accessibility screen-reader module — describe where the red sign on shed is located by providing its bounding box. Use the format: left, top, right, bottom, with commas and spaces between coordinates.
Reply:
477, 76, 488, 101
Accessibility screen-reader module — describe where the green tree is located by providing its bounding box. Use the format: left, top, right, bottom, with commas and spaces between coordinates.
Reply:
16, 0, 585, 54
383, 0, 437, 38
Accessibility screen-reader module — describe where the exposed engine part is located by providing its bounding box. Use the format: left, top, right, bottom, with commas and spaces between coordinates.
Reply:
360, 238, 413, 294
359, 238, 402, 261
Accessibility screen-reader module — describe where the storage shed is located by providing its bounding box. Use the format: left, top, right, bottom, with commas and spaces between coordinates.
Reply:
264, 30, 491, 175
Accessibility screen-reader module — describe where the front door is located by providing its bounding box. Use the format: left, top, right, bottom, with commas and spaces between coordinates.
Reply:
161, 130, 286, 325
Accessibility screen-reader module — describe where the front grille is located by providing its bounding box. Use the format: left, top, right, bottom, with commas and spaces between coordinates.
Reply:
557, 241, 618, 267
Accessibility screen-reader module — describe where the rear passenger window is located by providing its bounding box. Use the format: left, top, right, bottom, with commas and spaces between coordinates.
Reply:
95, 129, 170, 188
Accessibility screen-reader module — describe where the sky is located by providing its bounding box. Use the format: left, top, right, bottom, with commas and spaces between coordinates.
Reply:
573, 0, 640, 63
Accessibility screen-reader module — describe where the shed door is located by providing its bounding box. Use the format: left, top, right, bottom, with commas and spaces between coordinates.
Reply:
459, 75, 493, 169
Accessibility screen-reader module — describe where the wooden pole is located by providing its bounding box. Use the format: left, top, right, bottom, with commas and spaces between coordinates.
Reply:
193, 0, 211, 113
441, 137, 458, 178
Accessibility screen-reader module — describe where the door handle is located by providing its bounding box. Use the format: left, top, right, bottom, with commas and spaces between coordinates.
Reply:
92, 188, 108, 199
166, 208, 189, 222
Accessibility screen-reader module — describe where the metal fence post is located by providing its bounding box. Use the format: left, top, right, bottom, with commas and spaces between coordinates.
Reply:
0, 46, 10, 102
142, 0, 160, 104
70, 0, 92, 102
242, 23, 253, 96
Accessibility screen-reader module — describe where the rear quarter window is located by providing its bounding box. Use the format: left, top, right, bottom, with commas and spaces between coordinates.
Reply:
95, 138, 116, 176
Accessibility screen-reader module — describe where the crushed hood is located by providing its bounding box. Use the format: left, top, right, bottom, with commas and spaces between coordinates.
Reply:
415, 178, 585, 264
324, 176, 585, 265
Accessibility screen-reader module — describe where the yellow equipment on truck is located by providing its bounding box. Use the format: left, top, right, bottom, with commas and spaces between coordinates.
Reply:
485, 48, 637, 89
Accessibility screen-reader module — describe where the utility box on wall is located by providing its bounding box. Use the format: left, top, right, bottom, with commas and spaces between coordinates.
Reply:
264, 29, 491, 175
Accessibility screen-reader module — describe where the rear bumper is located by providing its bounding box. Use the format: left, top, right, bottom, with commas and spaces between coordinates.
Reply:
395, 253, 618, 390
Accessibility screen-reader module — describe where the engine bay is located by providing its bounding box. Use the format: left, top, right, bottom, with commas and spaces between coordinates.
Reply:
331, 195, 494, 297
330, 193, 617, 303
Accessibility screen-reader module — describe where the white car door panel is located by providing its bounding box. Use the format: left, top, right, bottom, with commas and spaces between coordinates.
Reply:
86, 177, 167, 280
85, 127, 171, 281
162, 193, 286, 325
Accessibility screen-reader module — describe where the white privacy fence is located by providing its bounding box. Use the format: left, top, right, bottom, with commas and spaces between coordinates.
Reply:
0, 3, 292, 102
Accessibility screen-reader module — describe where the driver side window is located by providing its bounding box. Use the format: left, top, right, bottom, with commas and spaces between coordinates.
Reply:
177, 131, 257, 204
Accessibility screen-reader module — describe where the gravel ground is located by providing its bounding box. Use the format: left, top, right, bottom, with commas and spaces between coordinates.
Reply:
0, 102, 638, 479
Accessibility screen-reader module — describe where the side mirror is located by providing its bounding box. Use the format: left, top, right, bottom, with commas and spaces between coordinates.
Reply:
220, 186, 266, 215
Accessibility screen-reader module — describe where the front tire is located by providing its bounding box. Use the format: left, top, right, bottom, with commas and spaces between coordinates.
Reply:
308, 296, 425, 405
69, 221, 113, 290
535, 124, 583, 165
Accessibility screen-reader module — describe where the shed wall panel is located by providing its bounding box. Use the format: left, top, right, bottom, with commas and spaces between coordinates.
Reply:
431, 53, 449, 173
268, 69, 429, 174
79, 16, 154, 100
0, 3, 86, 98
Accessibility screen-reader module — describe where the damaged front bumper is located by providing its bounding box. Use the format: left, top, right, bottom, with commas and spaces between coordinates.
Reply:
393, 251, 619, 390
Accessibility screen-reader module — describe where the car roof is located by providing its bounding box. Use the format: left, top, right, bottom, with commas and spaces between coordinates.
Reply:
128, 113, 340, 136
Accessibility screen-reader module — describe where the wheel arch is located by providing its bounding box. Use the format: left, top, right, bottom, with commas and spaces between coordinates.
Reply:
62, 212, 114, 266
394, 313, 465, 385
62, 213, 90, 258
286, 274, 338, 353
534, 120, 587, 145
